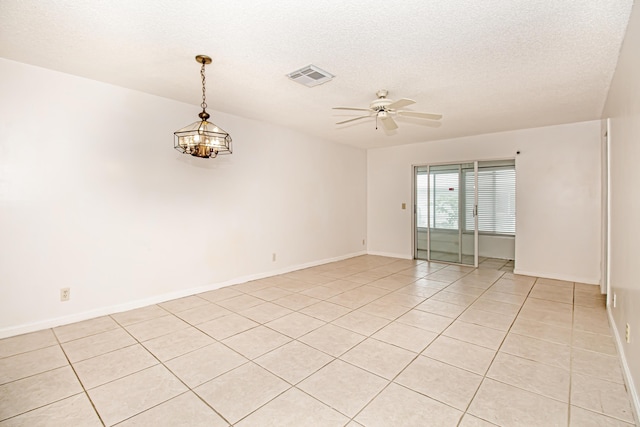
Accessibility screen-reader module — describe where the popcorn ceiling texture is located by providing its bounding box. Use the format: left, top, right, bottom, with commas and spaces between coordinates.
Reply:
0, 0, 633, 148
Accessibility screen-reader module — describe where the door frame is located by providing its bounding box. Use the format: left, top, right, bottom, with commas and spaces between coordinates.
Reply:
413, 157, 517, 268
413, 161, 479, 267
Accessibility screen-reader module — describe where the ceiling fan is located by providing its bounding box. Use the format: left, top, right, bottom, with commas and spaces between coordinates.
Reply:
333, 90, 442, 131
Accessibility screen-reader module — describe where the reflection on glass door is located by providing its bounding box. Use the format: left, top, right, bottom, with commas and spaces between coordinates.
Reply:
415, 163, 478, 266
428, 164, 462, 263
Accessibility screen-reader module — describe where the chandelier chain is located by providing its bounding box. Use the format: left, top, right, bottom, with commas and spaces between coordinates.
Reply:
200, 61, 207, 111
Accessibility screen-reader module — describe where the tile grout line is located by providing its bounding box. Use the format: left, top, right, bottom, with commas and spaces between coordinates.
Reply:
55, 327, 107, 427
3, 257, 627, 426
568, 281, 576, 426
0, 338, 106, 425
0, 260, 516, 427
63, 264, 407, 426
114, 311, 235, 426
456, 273, 537, 424
226, 258, 429, 424
230, 260, 449, 424
215, 262, 494, 424
343, 267, 509, 425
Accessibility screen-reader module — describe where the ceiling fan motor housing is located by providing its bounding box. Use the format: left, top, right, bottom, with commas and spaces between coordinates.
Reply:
370, 99, 393, 111
371, 89, 393, 111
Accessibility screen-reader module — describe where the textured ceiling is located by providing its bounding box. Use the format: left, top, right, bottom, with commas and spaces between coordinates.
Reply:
0, 0, 633, 149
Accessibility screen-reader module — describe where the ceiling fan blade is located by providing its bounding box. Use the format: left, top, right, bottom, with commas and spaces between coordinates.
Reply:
336, 115, 371, 125
332, 107, 371, 111
380, 115, 398, 131
386, 98, 415, 110
397, 110, 443, 120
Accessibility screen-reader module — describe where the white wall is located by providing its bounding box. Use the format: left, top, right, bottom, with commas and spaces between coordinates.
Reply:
367, 120, 601, 283
602, 0, 640, 415
0, 59, 367, 337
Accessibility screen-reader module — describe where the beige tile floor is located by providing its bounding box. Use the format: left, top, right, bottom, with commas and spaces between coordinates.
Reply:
0, 255, 637, 426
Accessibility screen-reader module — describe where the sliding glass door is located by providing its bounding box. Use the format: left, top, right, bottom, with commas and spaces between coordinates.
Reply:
415, 162, 478, 266
415, 160, 516, 267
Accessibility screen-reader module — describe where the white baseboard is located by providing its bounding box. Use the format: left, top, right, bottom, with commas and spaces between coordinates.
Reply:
0, 250, 367, 339
366, 250, 412, 260
607, 307, 640, 425
513, 268, 599, 285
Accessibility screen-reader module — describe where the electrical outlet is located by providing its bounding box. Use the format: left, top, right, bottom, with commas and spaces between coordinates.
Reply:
60, 287, 70, 302
362, 239, 365, 245
613, 293, 617, 308
626, 323, 631, 343
272, 253, 276, 262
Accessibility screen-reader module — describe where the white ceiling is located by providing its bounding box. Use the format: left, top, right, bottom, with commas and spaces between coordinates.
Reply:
0, 1, 633, 149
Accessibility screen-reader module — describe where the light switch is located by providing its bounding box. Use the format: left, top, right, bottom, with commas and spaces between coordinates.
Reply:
402, 203, 406, 210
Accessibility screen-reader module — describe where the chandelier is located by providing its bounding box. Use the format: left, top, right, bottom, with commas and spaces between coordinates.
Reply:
174, 55, 232, 159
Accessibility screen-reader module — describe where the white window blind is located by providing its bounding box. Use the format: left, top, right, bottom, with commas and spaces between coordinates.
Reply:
464, 166, 516, 234
416, 173, 428, 228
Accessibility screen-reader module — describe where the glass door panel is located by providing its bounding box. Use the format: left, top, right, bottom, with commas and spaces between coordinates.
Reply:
415, 166, 429, 260
415, 163, 477, 266
461, 163, 478, 266
429, 164, 461, 263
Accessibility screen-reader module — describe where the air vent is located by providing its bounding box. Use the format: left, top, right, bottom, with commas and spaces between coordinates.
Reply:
287, 65, 335, 87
